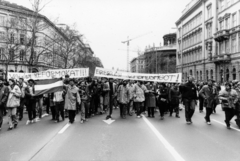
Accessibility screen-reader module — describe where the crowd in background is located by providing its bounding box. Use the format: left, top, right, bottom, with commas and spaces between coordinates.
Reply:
0, 74, 240, 131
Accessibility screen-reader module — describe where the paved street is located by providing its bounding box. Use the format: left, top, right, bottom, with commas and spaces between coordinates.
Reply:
1, 105, 240, 161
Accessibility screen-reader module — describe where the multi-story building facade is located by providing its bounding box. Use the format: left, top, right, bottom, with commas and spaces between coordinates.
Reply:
176, 0, 218, 82
130, 54, 145, 73
214, 0, 240, 82
176, 0, 240, 82
0, 1, 69, 76
144, 33, 176, 74
0, 1, 93, 79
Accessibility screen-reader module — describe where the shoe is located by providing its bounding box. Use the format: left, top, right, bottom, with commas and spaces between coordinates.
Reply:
14, 124, 18, 128
128, 113, 132, 116
207, 122, 211, 125
152, 115, 155, 118
200, 110, 203, 113
137, 115, 141, 118
147, 115, 151, 118
8, 127, 13, 130
169, 114, 172, 117
160, 117, 164, 120
186, 121, 191, 124
26, 120, 30, 125
189, 120, 193, 124
80, 120, 84, 124
176, 115, 180, 118
19, 118, 22, 121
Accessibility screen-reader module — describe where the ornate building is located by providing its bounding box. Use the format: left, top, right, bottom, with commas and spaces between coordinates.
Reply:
144, 33, 176, 74
176, 0, 240, 82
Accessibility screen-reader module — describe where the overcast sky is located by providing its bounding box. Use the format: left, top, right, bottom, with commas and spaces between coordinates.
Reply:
8, 0, 190, 70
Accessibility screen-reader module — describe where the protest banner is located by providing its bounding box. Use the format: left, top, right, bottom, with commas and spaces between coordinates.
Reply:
94, 67, 182, 83
7, 68, 89, 80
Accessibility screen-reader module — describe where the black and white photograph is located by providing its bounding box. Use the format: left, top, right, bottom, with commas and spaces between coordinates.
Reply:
0, 0, 240, 160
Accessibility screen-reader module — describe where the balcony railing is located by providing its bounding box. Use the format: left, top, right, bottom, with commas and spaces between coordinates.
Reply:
212, 54, 231, 64
214, 29, 230, 42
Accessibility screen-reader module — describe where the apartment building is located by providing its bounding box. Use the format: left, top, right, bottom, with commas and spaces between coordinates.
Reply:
0, 1, 68, 77
214, 0, 240, 82
176, 0, 240, 82
176, 0, 218, 81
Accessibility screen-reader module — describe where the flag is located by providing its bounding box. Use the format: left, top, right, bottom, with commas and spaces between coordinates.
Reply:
34, 78, 63, 96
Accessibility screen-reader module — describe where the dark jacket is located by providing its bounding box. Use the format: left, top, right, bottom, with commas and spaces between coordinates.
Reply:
0, 85, 9, 108
169, 87, 181, 105
180, 82, 198, 100
199, 85, 217, 108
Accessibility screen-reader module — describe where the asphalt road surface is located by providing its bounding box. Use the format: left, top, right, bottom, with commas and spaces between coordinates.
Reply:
1, 104, 240, 161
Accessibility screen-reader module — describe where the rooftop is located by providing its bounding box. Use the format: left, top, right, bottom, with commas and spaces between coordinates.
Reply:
145, 44, 176, 53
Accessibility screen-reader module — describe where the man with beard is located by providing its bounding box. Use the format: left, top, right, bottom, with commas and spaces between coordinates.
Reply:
117, 79, 129, 119
0, 79, 9, 130
199, 79, 217, 125
180, 76, 198, 124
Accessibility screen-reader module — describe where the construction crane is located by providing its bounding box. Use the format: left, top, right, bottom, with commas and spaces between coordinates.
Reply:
121, 32, 152, 72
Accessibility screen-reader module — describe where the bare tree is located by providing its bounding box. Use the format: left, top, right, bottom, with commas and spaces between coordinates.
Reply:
55, 25, 85, 69
23, 0, 55, 72
0, 17, 23, 78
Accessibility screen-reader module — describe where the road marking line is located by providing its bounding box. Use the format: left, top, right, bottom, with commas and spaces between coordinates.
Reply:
58, 123, 71, 134
142, 116, 185, 161
212, 119, 240, 132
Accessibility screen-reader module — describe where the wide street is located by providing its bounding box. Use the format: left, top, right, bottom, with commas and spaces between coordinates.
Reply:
0, 104, 240, 161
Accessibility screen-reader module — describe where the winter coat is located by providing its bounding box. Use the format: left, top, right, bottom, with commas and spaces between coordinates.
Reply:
219, 89, 238, 109
133, 84, 146, 102
145, 84, 156, 108
199, 85, 217, 108
6, 85, 22, 108
169, 87, 181, 105
64, 85, 81, 110
0, 85, 9, 108
117, 85, 129, 104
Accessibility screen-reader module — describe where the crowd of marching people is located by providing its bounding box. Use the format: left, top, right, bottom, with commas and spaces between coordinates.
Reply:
1, 74, 240, 131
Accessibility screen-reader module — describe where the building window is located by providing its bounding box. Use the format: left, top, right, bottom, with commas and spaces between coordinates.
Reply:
9, 49, 14, 61
226, 39, 230, 53
226, 0, 231, 7
210, 70, 214, 80
19, 50, 24, 61
233, 68, 236, 80
0, 31, 5, 41
220, 21, 224, 30
220, 41, 225, 54
207, 24, 212, 38
206, 70, 209, 80
20, 34, 25, 45
200, 71, 202, 81
232, 36, 237, 53
0, 48, 4, 60
232, 13, 237, 27
207, 5, 212, 19
226, 68, 230, 81
225, 18, 230, 29
0, 16, 5, 26
239, 33, 240, 52
219, 0, 225, 11
10, 33, 14, 44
